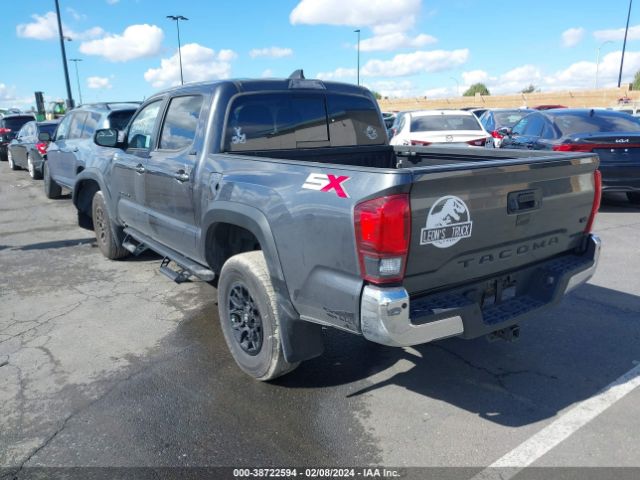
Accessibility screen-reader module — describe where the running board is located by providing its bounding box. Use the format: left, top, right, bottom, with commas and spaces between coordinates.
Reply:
122, 227, 215, 282
122, 235, 148, 256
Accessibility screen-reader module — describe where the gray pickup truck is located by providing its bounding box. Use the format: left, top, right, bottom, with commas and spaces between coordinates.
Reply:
72, 72, 602, 380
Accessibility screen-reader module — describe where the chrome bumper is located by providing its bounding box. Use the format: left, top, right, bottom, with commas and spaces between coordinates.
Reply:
360, 234, 602, 347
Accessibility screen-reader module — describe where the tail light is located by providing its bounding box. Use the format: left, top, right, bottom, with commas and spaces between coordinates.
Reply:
491, 130, 503, 139
467, 138, 486, 146
584, 170, 602, 233
410, 140, 431, 146
36, 142, 48, 155
354, 194, 411, 284
552, 144, 594, 152
0, 128, 11, 135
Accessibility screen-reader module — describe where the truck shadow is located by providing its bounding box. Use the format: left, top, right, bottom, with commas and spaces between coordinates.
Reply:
600, 192, 639, 212
278, 283, 640, 427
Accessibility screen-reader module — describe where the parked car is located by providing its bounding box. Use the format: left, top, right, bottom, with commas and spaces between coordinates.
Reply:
0, 114, 35, 162
607, 104, 640, 117
501, 108, 640, 204
389, 109, 490, 147
460, 107, 487, 118
533, 104, 567, 111
44, 102, 139, 199
382, 111, 396, 130
68, 73, 600, 380
480, 108, 534, 148
387, 110, 413, 139
7, 120, 59, 179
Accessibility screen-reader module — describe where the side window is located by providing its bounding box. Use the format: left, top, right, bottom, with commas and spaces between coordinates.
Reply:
127, 101, 162, 149
107, 110, 136, 131
512, 117, 528, 136
68, 113, 87, 139
158, 96, 204, 150
522, 114, 545, 136
54, 114, 73, 140
17, 123, 31, 139
82, 112, 102, 139
541, 121, 556, 140
398, 115, 406, 132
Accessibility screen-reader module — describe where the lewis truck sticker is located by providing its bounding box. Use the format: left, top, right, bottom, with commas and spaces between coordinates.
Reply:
420, 195, 473, 248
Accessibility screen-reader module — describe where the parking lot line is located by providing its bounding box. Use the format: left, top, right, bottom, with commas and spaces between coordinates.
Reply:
472, 361, 640, 480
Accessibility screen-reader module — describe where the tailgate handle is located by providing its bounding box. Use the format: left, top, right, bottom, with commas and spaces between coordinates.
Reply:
508, 189, 542, 213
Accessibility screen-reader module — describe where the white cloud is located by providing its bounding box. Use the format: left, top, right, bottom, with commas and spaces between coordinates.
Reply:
360, 32, 437, 52
106, 0, 120, 4
316, 67, 357, 80
561, 27, 585, 47
249, 47, 293, 58
290, 0, 420, 34
362, 49, 469, 77
366, 80, 417, 98
261, 69, 274, 78
16, 11, 104, 41
66, 7, 86, 21
461, 70, 489, 85
79, 24, 164, 62
87, 76, 112, 89
144, 43, 238, 88
544, 51, 640, 90
0, 84, 33, 108
594, 24, 640, 41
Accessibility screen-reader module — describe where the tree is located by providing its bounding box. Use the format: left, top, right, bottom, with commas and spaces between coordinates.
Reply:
371, 90, 382, 100
521, 84, 536, 94
633, 71, 640, 91
463, 83, 490, 96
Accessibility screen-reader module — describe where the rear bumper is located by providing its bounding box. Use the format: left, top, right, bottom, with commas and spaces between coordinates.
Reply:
360, 234, 601, 347
600, 165, 640, 192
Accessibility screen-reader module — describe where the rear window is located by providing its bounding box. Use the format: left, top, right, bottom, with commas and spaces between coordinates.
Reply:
107, 109, 136, 131
494, 111, 531, 127
553, 112, 640, 135
410, 114, 482, 132
223, 92, 384, 152
3, 116, 33, 131
38, 123, 58, 136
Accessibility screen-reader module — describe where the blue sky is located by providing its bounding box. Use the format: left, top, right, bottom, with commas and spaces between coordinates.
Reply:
2, 0, 640, 108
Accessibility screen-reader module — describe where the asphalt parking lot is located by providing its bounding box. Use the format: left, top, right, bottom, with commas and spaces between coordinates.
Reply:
1, 161, 639, 478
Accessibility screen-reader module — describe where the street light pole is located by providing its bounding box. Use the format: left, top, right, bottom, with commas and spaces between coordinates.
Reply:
450, 77, 460, 96
69, 59, 83, 105
167, 15, 188, 85
595, 40, 614, 89
54, 0, 74, 109
618, 0, 633, 87
354, 29, 360, 86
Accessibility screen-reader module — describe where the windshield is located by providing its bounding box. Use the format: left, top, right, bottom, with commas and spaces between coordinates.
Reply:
553, 112, 640, 135
410, 114, 482, 132
494, 111, 531, 127
108, 110, 137, 131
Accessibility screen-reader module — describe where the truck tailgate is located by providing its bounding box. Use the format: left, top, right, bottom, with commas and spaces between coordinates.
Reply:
403, 153, 599, 296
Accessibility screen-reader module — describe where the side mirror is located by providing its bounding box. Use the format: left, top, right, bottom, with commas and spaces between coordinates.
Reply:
94, 128, 119, 148
38, 132, 51, 142
498, 127, 513, 137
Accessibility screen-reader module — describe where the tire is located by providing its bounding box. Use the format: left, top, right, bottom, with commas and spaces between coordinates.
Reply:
7, 150, 19, 171
43, 162, 62, 199
627, 192, 640, 205
92, 191, 129, 260
218, 251, 299, 381
27, 153, 42, 180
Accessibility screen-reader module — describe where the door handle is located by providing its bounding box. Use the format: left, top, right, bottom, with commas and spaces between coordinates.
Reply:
507, 189, 542, 213
135, 163, 145, 174
173, 169, 190, 182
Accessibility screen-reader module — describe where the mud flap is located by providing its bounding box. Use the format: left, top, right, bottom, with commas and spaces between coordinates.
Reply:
276, 293, 324, 363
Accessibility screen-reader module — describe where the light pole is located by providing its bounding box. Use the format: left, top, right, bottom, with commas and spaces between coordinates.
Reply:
68, 58, 83, 105
450, 77, 460, 96
595, 40, 614, 89
54, 0, 74, 109
354, 29, 360, 86
618, 0, 633, 87
167, 15, 188, 85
